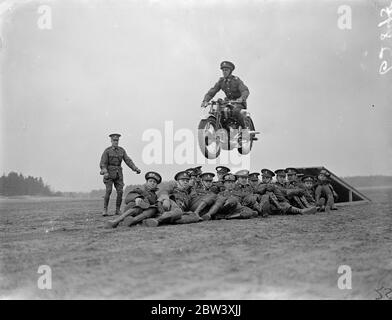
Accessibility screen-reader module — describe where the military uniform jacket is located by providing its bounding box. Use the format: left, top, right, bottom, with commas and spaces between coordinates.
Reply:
204, 75, 250, 104
213, 180, 226, 193
218, 189, 244, 203
191, 184, 219, 198
234, 183, 253, 197
100, 146, 138, 179
158, 181, 192, 210
257, 182, 288, 202
124, 184, 159, 207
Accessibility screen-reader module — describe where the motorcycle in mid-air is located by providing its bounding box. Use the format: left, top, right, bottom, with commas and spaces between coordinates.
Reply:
198, 99, 260, 159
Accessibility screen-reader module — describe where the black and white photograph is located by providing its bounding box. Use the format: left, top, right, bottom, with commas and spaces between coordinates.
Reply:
1, 0, 392, 303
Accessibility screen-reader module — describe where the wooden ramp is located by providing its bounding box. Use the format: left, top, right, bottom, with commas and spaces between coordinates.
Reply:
295, 166, 371, 206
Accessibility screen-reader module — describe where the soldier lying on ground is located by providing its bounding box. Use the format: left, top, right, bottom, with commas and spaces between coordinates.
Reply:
143, 171, 202, 227
104, 171, 163, 229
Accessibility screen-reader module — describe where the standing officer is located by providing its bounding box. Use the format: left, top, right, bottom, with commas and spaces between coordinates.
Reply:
201, 61, 250, 129
100, 133, 141, 216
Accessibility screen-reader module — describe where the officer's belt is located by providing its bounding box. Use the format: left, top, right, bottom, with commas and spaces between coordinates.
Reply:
107, 165, 122, 169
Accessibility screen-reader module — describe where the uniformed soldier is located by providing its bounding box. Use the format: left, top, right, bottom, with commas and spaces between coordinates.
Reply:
201, 61, 250, 129
314, 169, 337, 212
143, 171, 202, 227
214, 173, 258, 220
213, 165, 230, 192
104, 171, 162, 229
188, 172, 223, 221
274, 169, 287, 188
100, 133, 141, 216
301, 175, 317, 207
248, 172, 260, 190
284, 167, 314, 210
235, 170, 267, 216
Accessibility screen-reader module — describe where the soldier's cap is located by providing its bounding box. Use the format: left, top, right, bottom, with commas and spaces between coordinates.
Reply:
193, 166, 203, 176
145, 171, 162, 184
261, 169, 275, 178
235, 169, 250, 178
200, 172, 215, 181
301, 175, 315, 183
174, 171, 191, 181
223, 173, 237, 182
220, 61, 235, 71
216, 166, 230, 174
274, 169, 287, 177
109, 133, 121, 139
319, 169, 330, 176
185, 168, 195, 176
248, 172, 260, 181
285, 167, 298, 175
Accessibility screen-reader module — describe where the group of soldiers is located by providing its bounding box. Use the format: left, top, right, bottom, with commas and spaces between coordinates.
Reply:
100, 134, 338, 229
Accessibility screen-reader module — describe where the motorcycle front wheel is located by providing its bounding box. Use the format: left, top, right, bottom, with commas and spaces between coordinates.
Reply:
198, 117, 221, 159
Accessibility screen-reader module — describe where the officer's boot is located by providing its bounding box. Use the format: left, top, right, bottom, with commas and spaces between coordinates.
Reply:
102, 194, 110, 216
115, 192, 123, 215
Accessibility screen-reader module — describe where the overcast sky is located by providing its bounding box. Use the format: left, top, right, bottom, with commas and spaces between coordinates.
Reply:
1, 0, 391, 192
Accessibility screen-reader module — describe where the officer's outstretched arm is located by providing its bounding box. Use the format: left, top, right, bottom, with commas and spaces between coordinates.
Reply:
238, 78, 250, 101
203, 79, 222, 103
123, 151, 141, 173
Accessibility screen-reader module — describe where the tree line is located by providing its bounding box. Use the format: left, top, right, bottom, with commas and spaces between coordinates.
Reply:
0, 172, 60, 196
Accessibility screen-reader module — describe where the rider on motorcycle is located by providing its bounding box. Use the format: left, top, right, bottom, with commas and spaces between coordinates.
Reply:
201, 61, 250, 129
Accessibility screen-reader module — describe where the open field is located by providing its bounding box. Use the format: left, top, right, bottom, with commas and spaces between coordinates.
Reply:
1, 187, 391, 299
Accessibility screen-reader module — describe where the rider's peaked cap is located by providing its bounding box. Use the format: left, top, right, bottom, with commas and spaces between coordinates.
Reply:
220, 61, 235, 71
145, 171, 162, 184
223, 173, 237, 182
175, 171, 191, 181
200, 172, 215, 181
216, 166, 230, 174
235, 169, 249, 177
261, 169, 275, 178
109, 133, 121, 139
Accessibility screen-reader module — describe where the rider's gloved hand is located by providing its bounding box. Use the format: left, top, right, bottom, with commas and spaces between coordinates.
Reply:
201, 101, 208, 108
235, 98, 243, 104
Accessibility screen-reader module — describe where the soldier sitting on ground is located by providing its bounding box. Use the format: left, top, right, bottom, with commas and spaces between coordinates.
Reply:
315, 169, 338, 212
188, 172, 224, 221
213, 166, 230, 193
234, 170, 266, 217
301, 175, 317, 207
143, 171, 202, 227
104, 171, 163, 229
284, 168, 316, 210
214, 173, 258, 220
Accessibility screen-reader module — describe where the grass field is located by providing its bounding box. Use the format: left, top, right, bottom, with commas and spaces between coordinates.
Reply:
1, 187, 391, 299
